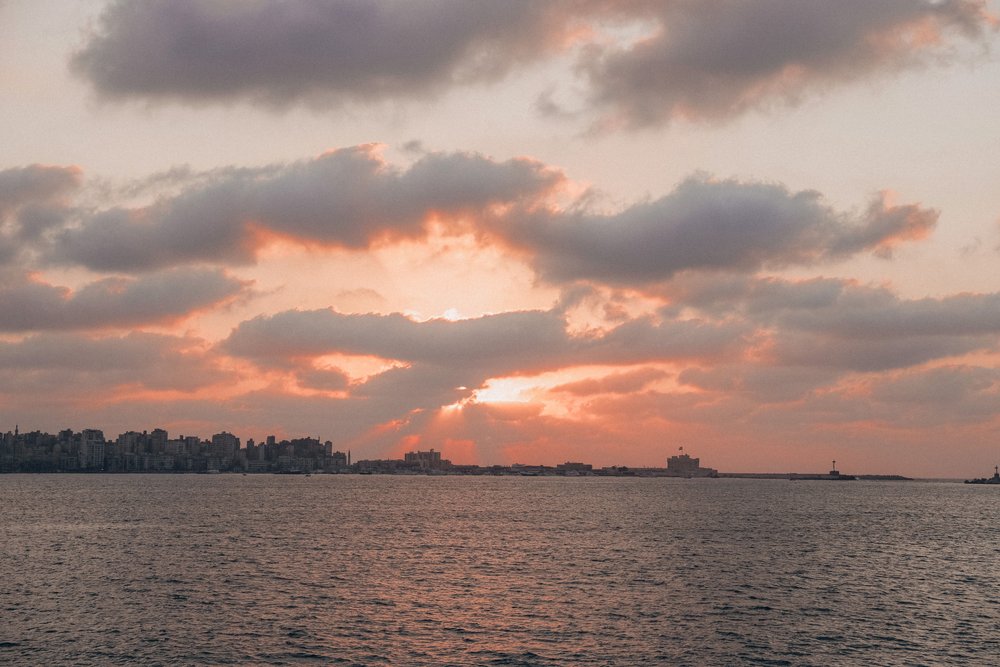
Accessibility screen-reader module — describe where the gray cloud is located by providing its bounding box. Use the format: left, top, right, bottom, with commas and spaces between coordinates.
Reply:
868, 365, 1000, 410
224, 308, 574, 372
678, 365, 840, 404
71, 1, 992, 127
52, 146, 560, 272
551, 367, 669, 396
673, 275, 1000, 339
295, 367, 352, 392
511, 176, 937, 285
0, 165, 82, 262
667, 275, 1000, 372
769, 330, 992, 372
771, 288, 1000, 339
34, 153, 934, 286
761, 284, 1000, 372
0, 164, 81, 218
71, 0, 567, 107
0, 331, 226, 392
0, 268, 248, 332
582, 0, 992, 128
224, 307, 744, 375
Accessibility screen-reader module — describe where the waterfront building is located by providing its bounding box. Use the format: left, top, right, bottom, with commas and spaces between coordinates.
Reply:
211, 431, 240, 459
556, 461, 594, 476
665, 452, 717, 477
79, 429, 105, 470
404, 449, 450, 471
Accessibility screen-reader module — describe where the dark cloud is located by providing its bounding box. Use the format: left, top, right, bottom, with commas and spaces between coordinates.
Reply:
759, 286, 1000, 372
71, 0, 568, 106
52, 146, 561, 272
672, 275, 1000, 340
511, 176, 937, 285
760, 364, 1000, 435
867, 365, 1000, 412
768, 330, 991, 372
770, 287, 1000, 339
0, 331, 225, 392
678, 365, 840, 404
0, 164, 81, 217
224, 307, 743, 375
668, 275, 1000, 372
295, 367, 351, 392
0, 165, 81, 262
0, 268, 247, 332
582, 0, 992, 128
551, 367, 669, 396
224, 308, 574, 372
33, 153, 933, 286
71, 1, 992, 126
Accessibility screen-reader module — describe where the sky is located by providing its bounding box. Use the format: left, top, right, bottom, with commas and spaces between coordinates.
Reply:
2, 0, 1000, 476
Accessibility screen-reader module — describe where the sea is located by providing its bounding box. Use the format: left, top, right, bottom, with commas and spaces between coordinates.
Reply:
1, 474, 998, 666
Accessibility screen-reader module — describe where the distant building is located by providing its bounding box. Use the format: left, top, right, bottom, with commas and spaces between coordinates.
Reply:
556, 462, 593, 473
79, 429, 105, 470
404, 449, 450, 471
211, 431, 240, 458
150, 428, 168, 452
665, 452, 717, 477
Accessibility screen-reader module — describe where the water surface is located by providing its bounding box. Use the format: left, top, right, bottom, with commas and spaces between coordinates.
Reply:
2, 475, 998, 665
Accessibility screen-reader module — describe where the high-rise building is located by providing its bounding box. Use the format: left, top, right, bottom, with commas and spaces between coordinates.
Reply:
79, 429, 105, 470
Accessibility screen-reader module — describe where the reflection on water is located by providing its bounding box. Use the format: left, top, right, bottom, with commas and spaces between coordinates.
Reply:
2, 475, 999, 665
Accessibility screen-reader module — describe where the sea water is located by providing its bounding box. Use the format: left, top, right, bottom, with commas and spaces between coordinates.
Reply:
2, 474, 998, 665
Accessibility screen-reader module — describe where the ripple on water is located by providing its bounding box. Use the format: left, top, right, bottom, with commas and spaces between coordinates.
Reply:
2, 475, 1000, 665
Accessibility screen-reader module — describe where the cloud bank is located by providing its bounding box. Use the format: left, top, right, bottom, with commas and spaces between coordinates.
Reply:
33, 151, 935, 288
71, 0, 568, 107
511, 177, 937, 285
72, 0, 994, 126
51, 146, 561, 272
0, 268, 247, 332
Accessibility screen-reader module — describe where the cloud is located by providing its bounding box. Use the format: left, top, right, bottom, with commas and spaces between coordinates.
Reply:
581, 0, 993, 128
223, 306, 743, 375
0, 164, 81, 218
51, 146, 561, 272
71, 0, 569, 107
224, 308, 574, 372
294, 367, 351, 392
551, 367, 669, 396
676, 274, 1000, 338
0, 268, 248, 332
510, 176, 937, 285
218, 305, 745, 451
769, 286, 1000, 339
34, 152, 933, 286
0, 331, 225, 392
672, 275, 1000, 370
678, 364, 840, 404
862, 365, 1000, 425
71, 1, 993, 127
0, 165, 82, 262
767, 330, 992, 372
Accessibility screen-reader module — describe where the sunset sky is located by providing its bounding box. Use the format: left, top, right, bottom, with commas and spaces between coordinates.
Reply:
2, 0, 1000, 475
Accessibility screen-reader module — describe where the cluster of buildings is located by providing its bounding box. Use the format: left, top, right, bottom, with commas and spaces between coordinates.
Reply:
0, 425, 349, 474
1, 425, 722, 477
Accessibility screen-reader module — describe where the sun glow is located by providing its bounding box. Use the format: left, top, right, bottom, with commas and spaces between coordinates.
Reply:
472, 377, 537, 404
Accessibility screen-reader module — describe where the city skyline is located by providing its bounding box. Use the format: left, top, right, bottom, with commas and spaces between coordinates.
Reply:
7, 422, 871, 478
2, 1, 1000, 477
